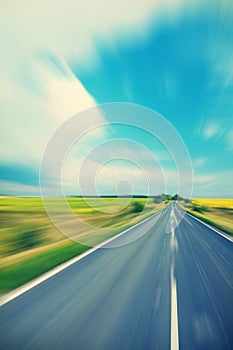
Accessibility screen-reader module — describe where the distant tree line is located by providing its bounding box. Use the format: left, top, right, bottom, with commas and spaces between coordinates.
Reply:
152, 193, 190, 204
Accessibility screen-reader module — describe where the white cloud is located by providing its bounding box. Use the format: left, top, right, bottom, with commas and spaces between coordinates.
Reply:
199, 117, 233, 142
31, 56, 100, 120
0, 0, 199, 100
60, 137, 180, 196
61, 147, 181, 196
0, 0, 200, 167
0, 181, 39, 196
0, 0, 206, 196
204, 122, 220, 139
0, 0, 187, 62
0, 0, 188, 169
194, 175, 214, 184
0, 55, 106, 167
193, 170, 233, 197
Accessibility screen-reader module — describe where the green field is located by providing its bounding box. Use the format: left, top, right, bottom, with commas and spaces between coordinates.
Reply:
180, 198, 233, 235
0, 196, 162, 295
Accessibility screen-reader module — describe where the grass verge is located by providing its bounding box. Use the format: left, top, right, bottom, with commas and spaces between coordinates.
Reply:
0, 241, 88, 295
178, 198, 233, 236
0, 196, 164, 295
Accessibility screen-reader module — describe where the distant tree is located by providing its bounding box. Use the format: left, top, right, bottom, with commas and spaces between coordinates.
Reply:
166, 194, 172, 201
153, 193, 167, 203
171, 194, 177, 200
130, 201, 144, 213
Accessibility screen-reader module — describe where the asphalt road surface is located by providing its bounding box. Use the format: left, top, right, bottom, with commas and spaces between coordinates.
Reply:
0, 203, 233, 350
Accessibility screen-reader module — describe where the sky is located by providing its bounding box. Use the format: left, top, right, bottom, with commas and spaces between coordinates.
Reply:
1, 0, 233, 197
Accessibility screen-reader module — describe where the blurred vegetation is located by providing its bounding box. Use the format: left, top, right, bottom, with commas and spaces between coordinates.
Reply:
152, 193, 190, 204
191, 198, 233, 209
190, 204, 209, 213
152, 193, 170, 203
179, 198, 233, 236
0, 242, 87, 294
130, 201, 144, 213
0, 197, 65, 259
0, 196, 163, 295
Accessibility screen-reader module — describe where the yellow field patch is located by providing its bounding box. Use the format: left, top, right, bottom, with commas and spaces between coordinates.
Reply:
191, 198, 233, 209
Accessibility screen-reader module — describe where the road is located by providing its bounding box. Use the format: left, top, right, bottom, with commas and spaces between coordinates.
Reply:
0, 203, 233, 350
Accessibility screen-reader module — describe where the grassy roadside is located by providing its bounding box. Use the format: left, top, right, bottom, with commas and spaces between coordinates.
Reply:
178, 198, 233, 236
0, 196, 164, 295
0, 241, 88, 294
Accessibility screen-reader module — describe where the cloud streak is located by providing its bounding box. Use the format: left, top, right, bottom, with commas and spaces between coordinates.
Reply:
199, 117, 233, 143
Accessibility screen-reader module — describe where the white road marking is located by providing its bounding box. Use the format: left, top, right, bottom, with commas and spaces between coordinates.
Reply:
170, 228, 179, 350
0, 211, 160, 307
185, 212, 233, 243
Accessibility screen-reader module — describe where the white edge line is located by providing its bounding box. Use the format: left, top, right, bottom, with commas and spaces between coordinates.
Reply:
0, 210, 161, 307
170, 228, 179, 350
185, 211, 233, 243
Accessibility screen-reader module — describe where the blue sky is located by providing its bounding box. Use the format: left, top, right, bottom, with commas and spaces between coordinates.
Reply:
1, 0, 233, 197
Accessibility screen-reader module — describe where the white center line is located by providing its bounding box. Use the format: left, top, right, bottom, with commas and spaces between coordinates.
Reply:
170, 228, 179, 350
